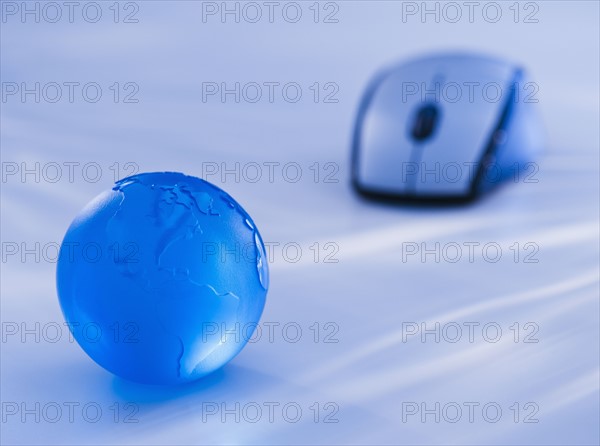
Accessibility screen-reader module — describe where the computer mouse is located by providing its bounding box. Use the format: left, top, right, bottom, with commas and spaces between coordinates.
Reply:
351, 52, 544, 202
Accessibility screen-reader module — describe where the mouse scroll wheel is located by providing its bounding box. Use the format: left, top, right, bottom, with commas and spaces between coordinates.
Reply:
411, 104, 440, 142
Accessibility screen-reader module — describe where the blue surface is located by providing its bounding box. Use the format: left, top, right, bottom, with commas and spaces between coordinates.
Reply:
1, 1, 599, 445
56, 172, 268, 384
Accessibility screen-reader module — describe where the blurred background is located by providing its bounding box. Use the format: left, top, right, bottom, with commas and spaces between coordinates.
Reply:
1, 1, 599, 444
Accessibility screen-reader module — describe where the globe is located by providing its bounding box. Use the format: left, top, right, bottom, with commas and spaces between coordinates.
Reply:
56, 172, 269, 385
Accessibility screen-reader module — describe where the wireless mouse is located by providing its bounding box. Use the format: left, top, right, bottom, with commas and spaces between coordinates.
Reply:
351, 52, 544, 202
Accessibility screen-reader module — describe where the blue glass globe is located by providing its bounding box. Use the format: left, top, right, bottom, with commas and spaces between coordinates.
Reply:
56, 172, 269, 385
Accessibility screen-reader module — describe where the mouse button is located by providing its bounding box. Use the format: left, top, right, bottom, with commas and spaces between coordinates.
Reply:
410, 103, 440, 141
356, 93, 414, 192
414, 103, 499, 195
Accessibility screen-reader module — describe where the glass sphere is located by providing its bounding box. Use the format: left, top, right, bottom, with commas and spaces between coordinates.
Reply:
56, 172, 269, 385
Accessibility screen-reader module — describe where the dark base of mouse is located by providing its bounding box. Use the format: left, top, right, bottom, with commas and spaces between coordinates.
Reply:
352, 181, 481, 206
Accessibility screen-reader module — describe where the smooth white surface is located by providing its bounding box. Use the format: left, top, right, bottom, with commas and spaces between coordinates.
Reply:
1, 2, 599, 444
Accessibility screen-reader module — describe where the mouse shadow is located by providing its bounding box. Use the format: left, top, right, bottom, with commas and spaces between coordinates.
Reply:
351, 181, 511, 211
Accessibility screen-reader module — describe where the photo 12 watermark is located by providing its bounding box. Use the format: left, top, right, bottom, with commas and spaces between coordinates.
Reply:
199, 401, 339, 423
0, 240, 340, 265
200, 1, 340, 24
1, 401, 139, 424
400, 240, 540, 264
400, 321, 540, 344
1, 1, 140, 24
401, 401, 540, 423
398, 161, 539, 187
1, 321, 140, 345
201, 81, 339, 104
400, 81, 539, 104
401, 2, 540, 24
199, 161, 340, 184
1, 320, 340, 346
1, 161, 140, 184
1, 82, 140, 104
201, 320, 340, 345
